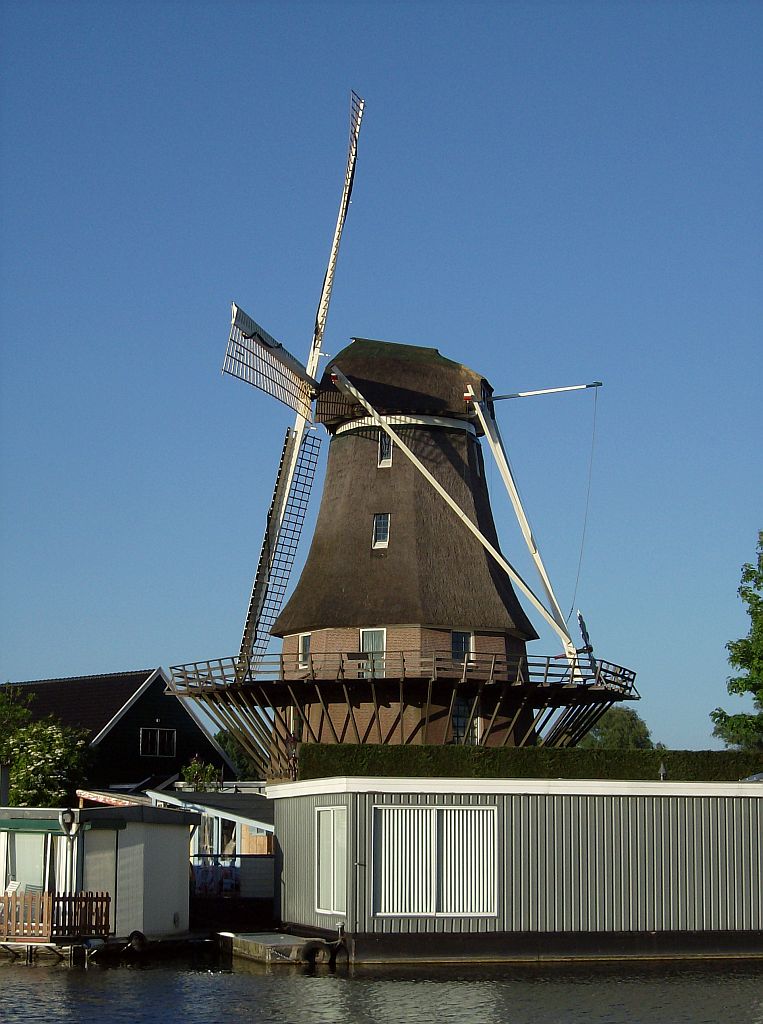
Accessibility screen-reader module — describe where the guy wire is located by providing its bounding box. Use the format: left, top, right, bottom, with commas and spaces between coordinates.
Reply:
566, 384, 599, 623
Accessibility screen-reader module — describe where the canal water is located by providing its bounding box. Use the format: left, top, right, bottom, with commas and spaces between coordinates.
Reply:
2, 957, 761, 1023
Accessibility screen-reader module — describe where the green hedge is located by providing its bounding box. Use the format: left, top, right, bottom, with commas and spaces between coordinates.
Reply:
297, 744, 763, 783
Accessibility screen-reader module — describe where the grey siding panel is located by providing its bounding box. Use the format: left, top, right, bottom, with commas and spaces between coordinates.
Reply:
498, 793, 761, 934
277, 793, 353, 930
276, 789, 762, 935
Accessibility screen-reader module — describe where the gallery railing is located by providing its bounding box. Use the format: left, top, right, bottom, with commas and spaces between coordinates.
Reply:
171, 650, 637, 696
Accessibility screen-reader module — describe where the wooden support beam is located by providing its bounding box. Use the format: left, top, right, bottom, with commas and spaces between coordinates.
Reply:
445, 684, 458, 745
422, 677, 433, 745
342, 682, 362, 744
517, 703, 549, 747
481, 682, 508, 746
256, 685, 294, 749
370, 681, 384, 744
462, 685, 483, 745
399, 677, 405, 744
313, 683, 341, 743
286, 685, 320, 744
532, 705, 558, 746
501, 689, 537, 748
205, 691, 270, 776
227, 688, 287, 774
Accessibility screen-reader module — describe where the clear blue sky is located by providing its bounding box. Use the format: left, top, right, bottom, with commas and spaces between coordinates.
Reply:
1, 1, 761, 749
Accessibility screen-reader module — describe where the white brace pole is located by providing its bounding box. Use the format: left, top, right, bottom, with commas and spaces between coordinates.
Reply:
329, 367, 577, 655
492, 382, 602, 401
465, 384, 576, 660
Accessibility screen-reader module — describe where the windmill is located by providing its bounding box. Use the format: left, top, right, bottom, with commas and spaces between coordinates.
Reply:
169, 93, 637, 778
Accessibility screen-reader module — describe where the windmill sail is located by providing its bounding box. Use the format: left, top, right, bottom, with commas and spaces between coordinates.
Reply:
223, 304, 318, 419
306, 90, 365, 378
234, 91, 365, 674
237, 427, 321, 675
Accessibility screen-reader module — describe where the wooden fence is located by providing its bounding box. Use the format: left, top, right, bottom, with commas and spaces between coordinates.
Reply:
0, 891, 111, 942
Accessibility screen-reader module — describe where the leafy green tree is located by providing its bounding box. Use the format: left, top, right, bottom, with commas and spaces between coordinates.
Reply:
8, 720, 91, 805
578, 706, 655, 749
1, 685, 37, 758
181, 755, 221, 791
711, 531, 763, 751
1, 687, 91, 805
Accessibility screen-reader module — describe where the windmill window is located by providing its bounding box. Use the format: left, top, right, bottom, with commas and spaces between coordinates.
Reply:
298, 633, 311, 669
140, 727, 176, 758
378, 431, 393, 467
451, 630, 474, 662
451, 695, 480, 745
359, 627, 386, 678
372, 513, 390, 548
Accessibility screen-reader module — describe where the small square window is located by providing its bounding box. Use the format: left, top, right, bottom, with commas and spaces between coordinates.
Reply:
378, 431, 392, 467
372, 512, 390, 548
140, 727, 176, 758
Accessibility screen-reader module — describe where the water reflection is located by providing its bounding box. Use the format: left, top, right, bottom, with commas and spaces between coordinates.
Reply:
2, 958, 762, 1024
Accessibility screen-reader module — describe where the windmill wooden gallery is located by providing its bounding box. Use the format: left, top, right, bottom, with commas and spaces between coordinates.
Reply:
166, 94, 761, 964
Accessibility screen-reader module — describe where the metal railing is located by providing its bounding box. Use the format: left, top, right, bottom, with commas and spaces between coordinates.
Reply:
0, 891, 111, 942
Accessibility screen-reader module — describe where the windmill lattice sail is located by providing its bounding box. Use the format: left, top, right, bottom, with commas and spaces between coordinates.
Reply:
223, 304, 318, 419
237, 428, 322, 676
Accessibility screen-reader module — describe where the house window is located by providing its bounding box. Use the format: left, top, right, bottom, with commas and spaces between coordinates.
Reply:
372, 512, 390, 548
378, 430, 392, 467
316, 806, 347, 915
140, 727, 176, 757
373, 805, 496, 916
298, 632, 311, 669
5, 833, 47, 891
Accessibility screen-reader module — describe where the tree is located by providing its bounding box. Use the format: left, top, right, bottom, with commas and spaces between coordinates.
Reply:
0, 685, 33, 763
0, 686, 91, 805
578, 706, 655, 749
710, 531, 763, 751
181, 755, 221, 791
214, 729, 261, 779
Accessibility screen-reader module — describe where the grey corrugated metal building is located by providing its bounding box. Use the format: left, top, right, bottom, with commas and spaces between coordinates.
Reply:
268, 776, 763, 962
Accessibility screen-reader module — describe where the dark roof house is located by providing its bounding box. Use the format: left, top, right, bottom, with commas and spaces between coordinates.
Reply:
3, 668, 234, 792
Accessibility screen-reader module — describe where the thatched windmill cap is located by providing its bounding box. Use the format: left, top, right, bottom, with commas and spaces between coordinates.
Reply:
316, 338, 489, 431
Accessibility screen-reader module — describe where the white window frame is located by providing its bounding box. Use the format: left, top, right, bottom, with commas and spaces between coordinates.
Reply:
315, 805, 347, 916
359, 627, 386, 679
297, 632, 311, 669
372, 512, 390, 548
372, 804, 497, 918
378, 430, 393, 468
